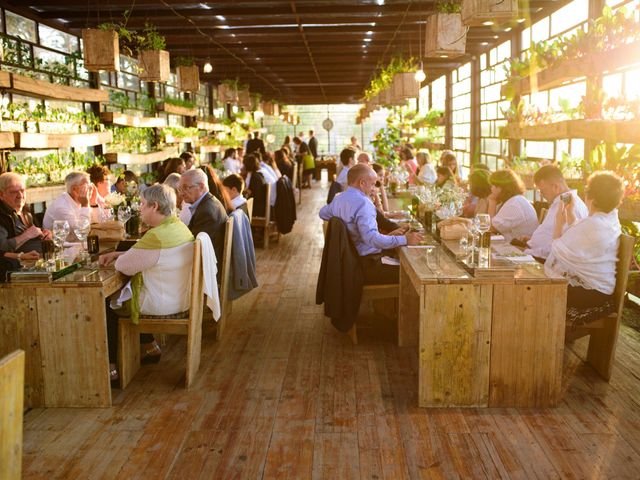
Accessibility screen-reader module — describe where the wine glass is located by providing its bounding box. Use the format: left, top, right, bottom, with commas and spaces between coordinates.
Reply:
52, 220, 69, 266
117, 206, 132, 237
73, 216, 91, 260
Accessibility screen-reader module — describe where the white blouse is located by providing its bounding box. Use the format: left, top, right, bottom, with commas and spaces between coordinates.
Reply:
545, 210, 621, 295
492, 195, 538, 242
417, 163, 437, 184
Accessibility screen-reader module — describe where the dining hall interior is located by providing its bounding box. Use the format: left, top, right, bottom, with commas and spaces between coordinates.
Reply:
1, 0, 640, 478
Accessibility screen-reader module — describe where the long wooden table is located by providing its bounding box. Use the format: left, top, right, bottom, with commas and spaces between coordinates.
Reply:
0, 268, 126, 408
398, 237, 567, 408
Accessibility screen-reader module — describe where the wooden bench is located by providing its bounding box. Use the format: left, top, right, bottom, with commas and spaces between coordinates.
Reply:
118, 239, 205, 388
1, 350, 24, 480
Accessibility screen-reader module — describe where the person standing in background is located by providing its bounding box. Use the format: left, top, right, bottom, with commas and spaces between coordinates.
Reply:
308, 130, 318, 160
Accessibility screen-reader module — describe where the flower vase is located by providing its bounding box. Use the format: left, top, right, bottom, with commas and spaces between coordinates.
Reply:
126, 214, 140, 237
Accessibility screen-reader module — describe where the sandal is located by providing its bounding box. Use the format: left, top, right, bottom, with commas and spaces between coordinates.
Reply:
141, 341, 162, 364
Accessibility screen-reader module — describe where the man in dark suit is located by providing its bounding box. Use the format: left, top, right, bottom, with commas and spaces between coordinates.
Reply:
178, 168, 228, 264
308, 129, 318, 159
245, 131, 267, 158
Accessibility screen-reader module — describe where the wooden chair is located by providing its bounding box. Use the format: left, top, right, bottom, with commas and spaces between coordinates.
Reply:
0, 350, 24, 480
321, 220, 399, 345
216, 216, 234, 340
246, 197, 254, 222
118, 239, 205, 388
566, 234, 634, 380
251, 183, 279, 249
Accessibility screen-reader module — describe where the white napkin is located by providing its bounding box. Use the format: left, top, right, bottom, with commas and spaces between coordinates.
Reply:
381, 256, 400, 266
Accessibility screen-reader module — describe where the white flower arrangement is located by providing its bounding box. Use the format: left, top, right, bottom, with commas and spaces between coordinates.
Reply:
104, 192, 126, 207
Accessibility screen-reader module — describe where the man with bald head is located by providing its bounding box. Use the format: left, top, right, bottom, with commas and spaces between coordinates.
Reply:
319, 164, 423, 284
356, 151, 371, 165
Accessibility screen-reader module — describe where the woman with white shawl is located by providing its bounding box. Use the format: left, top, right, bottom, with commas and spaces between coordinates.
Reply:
545, 171, 624, 314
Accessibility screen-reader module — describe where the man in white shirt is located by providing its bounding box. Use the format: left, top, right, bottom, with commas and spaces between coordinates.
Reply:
43, 172, 96, 237
336, 148, 356, 189
524, 165, 588, 259
223, 148, 241, 174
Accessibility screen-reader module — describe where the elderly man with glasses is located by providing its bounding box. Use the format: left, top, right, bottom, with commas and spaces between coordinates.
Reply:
178, 168, 228, 267
0, 172, 51, 255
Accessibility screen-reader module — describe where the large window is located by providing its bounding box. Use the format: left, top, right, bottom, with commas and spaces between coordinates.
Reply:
451, 63, 472, 176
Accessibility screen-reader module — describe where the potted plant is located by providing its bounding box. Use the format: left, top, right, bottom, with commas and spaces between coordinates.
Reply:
137, 23, 170, 83
237, 83, 251, 108
461, 0, 519, 27
82, 11, 137, 72
218, 79, 239, 103
175, 57, 200, 92
425, 1, 467, 58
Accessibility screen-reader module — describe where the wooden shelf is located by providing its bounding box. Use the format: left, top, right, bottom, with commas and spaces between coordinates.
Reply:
503, 42, 640, 97
164, 135, 199, 145
0, 132, 16, 149
157, 102, 197, 117
2, 72, 109, 103
197, 120, 225, 131
198, 145, 220, 153
104, 146, 178, 165
17, 131, 112, 149
501, 119, 640, 143
100, 112, 167, 128
26, 184, 65, 204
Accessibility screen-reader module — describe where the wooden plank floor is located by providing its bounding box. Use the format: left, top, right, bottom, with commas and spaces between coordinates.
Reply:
22, 182, 640, 479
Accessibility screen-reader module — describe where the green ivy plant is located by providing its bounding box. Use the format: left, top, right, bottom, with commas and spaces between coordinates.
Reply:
138, 22, 166, 51
163, 97, 197, 109
435, 0, 461, 14
175, 56, 196, 67
108, 126, 155, 153
364, 57, 418, 100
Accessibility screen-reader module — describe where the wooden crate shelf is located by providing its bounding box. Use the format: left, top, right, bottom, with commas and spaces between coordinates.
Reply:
164, 135, 199, 145
503, 41, 640, 97
501, 119, 640, 143
100, 112, 167, 128
17, 131, 112, 149
0, 132, 16, 149
26, 184, 66, 204
104, 146, 177, 165
3, 72, 109, 103
198, 145, 220, 153
157, 102, 198, 117
196, 120, 225, 131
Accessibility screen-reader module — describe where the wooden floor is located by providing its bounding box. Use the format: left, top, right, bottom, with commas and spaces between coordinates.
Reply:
22, 182, 640, 479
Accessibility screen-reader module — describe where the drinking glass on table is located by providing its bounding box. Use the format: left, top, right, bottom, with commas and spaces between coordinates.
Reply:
52, 220, 69, 266
475, 213, 491, 267
117, 206, 132, 237
73, 215, 91, 260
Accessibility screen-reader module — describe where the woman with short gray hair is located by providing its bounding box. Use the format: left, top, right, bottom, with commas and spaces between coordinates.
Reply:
99, 183, 194, 382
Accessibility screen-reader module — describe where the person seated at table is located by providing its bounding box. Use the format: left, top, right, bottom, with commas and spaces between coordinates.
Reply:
242, 154, 268, 218
357, 152, 372, 165
435, 166, 457, 189
336, 147, 356, 189
200, 165, 233, 213
0, 172, 51, 254
462, 169, 491, 217
440, 151, 461, 184
524, 165, 588, 260
319, 164, 423, 284
111, 170, 138, 194
178, 168, 228, 266
160, 157, 186, 183
371, 163, 389, 213
299, 142, 315, 188
163, 173, 191, 225
43, 172, 97, 234
223, 148, 241, 174
99, 184, 195, 381
251, 152, 279, 207
400, 147, 419, 182
545, 171, 624, 319
488, 169, 538, 242
87, 164, 110, 202
416, 151, 436, 185
180, 151, 196, 171
222, 173, 250, 218
274, 149, 294, 181
0, 249, 40, 282
349, 136, 362, 151
261, 152, 283, 181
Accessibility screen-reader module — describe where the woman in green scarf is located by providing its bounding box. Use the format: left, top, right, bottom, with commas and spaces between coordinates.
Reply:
99, 184, 194, 382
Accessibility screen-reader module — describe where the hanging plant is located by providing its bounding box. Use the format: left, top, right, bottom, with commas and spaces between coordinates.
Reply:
425, 1, 466, 58
174, 56, 200, 92
364, 57, 418, 100
137, 22, 170, 83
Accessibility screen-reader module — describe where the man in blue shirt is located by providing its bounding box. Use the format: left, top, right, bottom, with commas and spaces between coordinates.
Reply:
319, 164, 423, 284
